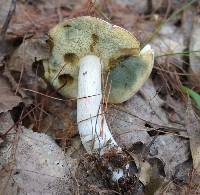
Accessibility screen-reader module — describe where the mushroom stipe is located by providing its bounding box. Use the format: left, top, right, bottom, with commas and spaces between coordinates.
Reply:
44, 16, 154, 182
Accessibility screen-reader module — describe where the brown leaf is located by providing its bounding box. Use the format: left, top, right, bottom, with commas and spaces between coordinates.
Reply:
0, 76, 21, 113
1, 127, 77, 195
140, 79, 168, 125
0, 112, 16, 195
0, 0, 12, 30
185, 98, 200, 172
0, 111, 15, 135
8, 37, 49, 92
37, 99, 77, 148
107, 79, 185, 148
149, 134, 189, 179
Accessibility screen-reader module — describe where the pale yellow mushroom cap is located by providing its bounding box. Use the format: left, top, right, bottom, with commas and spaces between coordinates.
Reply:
44, 16, 153, 103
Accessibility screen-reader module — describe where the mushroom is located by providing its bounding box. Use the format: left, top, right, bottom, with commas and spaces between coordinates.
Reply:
44, 16, 154, 181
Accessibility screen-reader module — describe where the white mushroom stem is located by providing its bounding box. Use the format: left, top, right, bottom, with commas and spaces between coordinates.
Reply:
77, 55, 118, 154
77, 55, 124, 181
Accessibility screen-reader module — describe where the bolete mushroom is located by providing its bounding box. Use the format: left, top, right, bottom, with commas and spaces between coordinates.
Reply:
44, 16, 154, 181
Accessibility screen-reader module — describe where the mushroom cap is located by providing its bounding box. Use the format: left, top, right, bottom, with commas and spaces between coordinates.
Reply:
108, 44, 154, 103
44, 16, 153, 103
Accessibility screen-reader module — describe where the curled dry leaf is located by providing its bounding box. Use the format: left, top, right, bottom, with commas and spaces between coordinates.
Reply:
127, 152, 152, 186
149, 134, 189, 179
0, 76, 21, 113
185, 99, 200, 172
127, 151, 166, 192
144, 161, 166, 195
138, 161, 152, 186
8, 37, 49, 92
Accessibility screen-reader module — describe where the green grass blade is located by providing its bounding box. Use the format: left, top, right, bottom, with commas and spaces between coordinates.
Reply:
155, 50, 200, 58
181, 85, 200, 109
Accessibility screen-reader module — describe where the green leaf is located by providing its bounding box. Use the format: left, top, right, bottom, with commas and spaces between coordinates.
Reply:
181, 85, 200, 109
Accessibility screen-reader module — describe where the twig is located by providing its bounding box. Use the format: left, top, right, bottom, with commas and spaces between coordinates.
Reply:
22, 88, 101, 102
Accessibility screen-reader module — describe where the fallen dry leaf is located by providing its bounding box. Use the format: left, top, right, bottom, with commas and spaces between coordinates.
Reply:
139, 161, 152, 186
149, 134, 189, 179
0, 76, 21, 113
185, 98, 200, 172
107, 79, 184, 149
128, 152, 166, 193
126, 152, 152, 186
38, 99, 77, 148
8, 37, 49, 92
9, 37, 49, 72
0, 0, 12, 31
144, 160, 166, 195
0, 111, 17, 195
174, 160, 192, 184
140, 79, 169, 125
151, 22, 186, 65
1, 127, 77, 195
0, 38, 19, 64
0, 111, 15, 145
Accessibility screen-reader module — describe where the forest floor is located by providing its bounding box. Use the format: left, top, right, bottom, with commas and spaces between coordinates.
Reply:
0, 0, 200, 194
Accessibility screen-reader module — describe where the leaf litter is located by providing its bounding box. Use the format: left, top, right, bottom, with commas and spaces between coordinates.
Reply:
0, 0, 200, 194
0, 76, 21, 113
